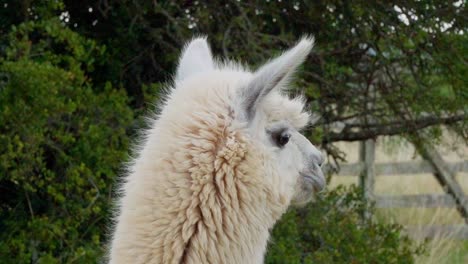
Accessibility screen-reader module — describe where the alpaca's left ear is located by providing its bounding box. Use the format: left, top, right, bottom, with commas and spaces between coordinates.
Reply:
176, 37, 214, 81
241, 36, 314, 121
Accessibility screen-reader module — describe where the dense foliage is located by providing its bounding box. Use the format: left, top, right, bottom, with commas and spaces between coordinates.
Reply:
0, 16, 133, 263
266, 186, 425, 264
1, 0, 465, 263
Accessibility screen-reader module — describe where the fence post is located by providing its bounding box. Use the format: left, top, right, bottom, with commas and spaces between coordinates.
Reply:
360, 139, 375, 219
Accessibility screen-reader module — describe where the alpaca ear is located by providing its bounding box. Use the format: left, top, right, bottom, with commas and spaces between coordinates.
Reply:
242, 36, 314, 121
176, 37, 215, 81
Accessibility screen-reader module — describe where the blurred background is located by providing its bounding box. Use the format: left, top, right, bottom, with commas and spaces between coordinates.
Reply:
0, 0, 466, 263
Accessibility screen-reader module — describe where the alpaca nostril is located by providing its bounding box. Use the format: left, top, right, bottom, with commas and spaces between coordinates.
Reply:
309, 152, 324, 169
319, 153, 325, 167
315, 154, 324, 168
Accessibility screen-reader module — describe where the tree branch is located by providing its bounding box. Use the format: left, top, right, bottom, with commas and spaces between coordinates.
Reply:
322, 113, 467, 143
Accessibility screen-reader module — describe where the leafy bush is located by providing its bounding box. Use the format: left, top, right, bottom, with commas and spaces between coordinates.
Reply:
266, 185, 426, 264
0, 19, 133, 263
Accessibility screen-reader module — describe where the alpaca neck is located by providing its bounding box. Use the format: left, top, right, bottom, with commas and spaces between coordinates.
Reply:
176, 140, 289, 263
110, 119, 290, 263
178, 175, 287, 263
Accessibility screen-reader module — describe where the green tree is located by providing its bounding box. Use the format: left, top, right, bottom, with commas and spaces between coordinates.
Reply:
57, 0, 467, 159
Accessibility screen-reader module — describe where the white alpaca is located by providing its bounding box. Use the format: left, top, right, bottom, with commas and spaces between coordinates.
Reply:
109, 36, 325, 264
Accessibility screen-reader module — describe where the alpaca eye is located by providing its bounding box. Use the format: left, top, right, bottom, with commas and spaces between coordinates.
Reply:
274, 131, 291, 147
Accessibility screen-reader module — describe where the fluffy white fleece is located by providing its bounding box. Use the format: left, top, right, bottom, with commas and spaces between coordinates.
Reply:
108, 36, 324, 264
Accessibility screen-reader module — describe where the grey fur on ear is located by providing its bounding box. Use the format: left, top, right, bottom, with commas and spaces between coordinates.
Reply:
242, 36, 314, 121
176, 36, 214, 81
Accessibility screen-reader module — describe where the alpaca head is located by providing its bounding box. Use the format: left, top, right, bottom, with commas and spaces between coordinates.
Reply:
174, 36, 325, 207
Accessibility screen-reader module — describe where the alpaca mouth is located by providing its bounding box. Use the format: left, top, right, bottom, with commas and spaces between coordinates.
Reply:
301, 171, 326, 193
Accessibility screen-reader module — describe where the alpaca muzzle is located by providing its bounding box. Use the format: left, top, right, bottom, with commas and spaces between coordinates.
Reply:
301, 168, 326, 193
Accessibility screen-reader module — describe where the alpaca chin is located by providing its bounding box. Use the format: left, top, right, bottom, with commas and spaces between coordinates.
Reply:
290, 173, 323, 206
290, 188, 316, 207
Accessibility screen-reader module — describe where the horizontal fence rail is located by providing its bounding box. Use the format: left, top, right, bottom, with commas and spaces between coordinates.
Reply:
323, 161, 468, 176
375, 194, 458, 208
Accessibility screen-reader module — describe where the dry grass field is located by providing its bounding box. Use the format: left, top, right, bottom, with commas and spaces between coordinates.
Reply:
328, 136, 468, 264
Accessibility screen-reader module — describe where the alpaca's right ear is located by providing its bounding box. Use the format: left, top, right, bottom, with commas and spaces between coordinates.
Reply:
241, 36, 314, 121
175, 37, 214, 81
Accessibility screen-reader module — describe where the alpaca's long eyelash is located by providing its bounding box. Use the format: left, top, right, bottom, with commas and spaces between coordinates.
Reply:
266, 127, 288, 137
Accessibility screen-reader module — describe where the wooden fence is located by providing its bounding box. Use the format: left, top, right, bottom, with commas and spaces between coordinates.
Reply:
324, 139, 468, 240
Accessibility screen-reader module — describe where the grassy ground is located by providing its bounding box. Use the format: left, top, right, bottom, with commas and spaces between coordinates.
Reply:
328, 137, 468, 264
